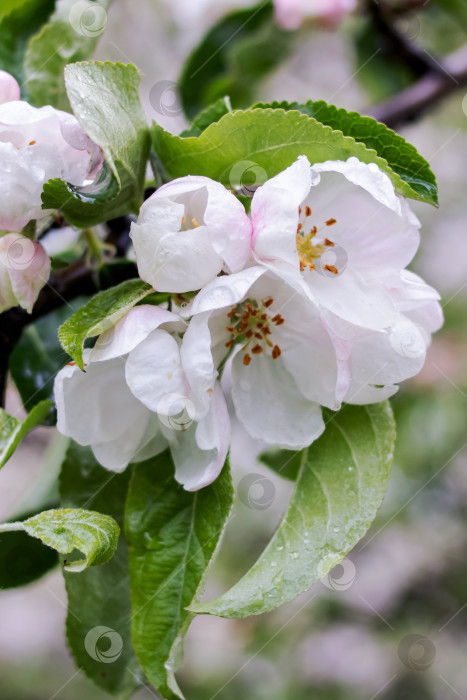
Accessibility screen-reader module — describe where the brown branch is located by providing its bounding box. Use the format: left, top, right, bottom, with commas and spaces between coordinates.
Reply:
369, 44, 467, 128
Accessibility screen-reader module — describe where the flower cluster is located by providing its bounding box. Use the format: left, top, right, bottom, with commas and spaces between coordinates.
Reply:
0, 70, 102, 313
55, 156, 442, 490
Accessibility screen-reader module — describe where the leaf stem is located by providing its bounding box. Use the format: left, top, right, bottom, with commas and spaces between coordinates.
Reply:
0, 521, 26, 533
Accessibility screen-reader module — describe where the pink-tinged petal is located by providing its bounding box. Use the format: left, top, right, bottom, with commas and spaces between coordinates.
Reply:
54, 353, 150, 452
273, 0, 356, 29
406, 300, 443, 335
251, 155, 313, 270
91, 305, 183, 362
184, 266, 266, 317
180, 312, 217, 418
169, 383, 231, 491
232, 351, 325, 449
125, 329, 187, 413
0, 70, 20, 104
0, 235, 50, 313
344, 315, 429, 404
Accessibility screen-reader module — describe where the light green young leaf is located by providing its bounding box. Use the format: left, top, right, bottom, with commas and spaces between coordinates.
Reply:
24, 0, 113, 110
19, 507, 120, 572
60, 442, 143, 697
0, 399, 53, 468
189, 403, 395, 618
180, 96, 232, 137
253, 100, 438, 206
152, 108, 437, 206
126, 451, 234, 700
41, 61, 150, 227
58, 278, 153, 369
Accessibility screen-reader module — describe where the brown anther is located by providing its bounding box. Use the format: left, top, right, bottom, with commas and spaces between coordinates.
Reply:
300, 261, 305, 272
254, 332, 263, 340
225, 339, 235, 348
226, 326, 235, 333
251, 344, 263, 354
272, 345, 281, 359
324, 264, 338, 275
305, 205, 312, 217
245, 329, 253, 338
275, 318, 285, 326
310, 225, 317, 235
299, 206, 302, 215
260, 314, 267, 320
243, 353, 251, 366
227, 309, 237, 317
297, 223, 303, 233
308, 263, 315, 271
271, 314, 281, 322
264, 298, 274, 307
325, 218, 337, 226
324, 238, 334, 247
29, 140, 36, 146
67, 362, 76, 366
262, 326, 271, 335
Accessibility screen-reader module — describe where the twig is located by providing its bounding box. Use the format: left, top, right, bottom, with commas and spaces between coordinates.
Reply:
370, 44, 467, 127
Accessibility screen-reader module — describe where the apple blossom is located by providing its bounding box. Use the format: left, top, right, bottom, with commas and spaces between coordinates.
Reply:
54, 304, 230, 490
250, 156, 426, 335
0, 72, 103, 232
273, 0, 356, 30
0, 233, 50, 313
130, 175, 252, 293
182, 267, 344, 449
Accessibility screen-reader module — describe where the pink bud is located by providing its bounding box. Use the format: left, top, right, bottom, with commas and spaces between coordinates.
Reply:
0, 70, 20, 105
0, 234, 50, 313
273, 0, 356, 30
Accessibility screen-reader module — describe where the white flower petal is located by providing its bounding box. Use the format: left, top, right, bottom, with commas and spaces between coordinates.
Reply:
0, 235, 50, 313
180, 312, 217, 418
251, 155, 312, 270
169, 382, 230, 491
125, 329, 187, 413
91, 304, 183, 362
54, 353, 151, 463
232, 352, 325, 449
185, 266, 266, 316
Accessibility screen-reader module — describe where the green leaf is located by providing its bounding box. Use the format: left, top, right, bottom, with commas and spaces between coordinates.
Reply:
24, 0, 113, 110
180, 97, 232, 137
9, 297, 90, 423
0, 0, 54, 86
253, 99, 438, 206
60, 442, 142, 697
152, 108, 438, 206
0, 399, 53, 468
21, 506, 120, 572
179, 1, 292, 119
58, 278, 152, 370
126, 451, 234, 699
41, 61, 151, 227
189, 403, 395, 618
0, 505, 58, 589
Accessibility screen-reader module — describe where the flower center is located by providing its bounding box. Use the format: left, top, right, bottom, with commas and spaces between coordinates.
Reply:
296, 205, 339, 275
224, 298, 283, 366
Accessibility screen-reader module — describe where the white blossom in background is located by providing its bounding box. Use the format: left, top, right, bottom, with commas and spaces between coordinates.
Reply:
54, 305, 230, 491
0, 233, 50, 313
0, 71, 103, 232
181, 267, 344, 449
250, 155, 443, 403
273, 0, 356, 30
130, 175, 252, 293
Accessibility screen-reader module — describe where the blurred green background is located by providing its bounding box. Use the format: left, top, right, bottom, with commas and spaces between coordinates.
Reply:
0, 1, 466, 698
